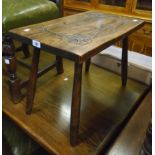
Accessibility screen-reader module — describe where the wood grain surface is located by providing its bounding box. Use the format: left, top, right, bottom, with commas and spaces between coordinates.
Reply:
106, 91, 151, 155
9, 11, 144, 62
3, 52, 149, 155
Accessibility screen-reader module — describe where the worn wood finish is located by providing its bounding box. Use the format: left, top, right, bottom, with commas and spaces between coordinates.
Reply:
3, 52, 149, 155
9, 11, 144, 63
26, 48, 41, 114
121, 37, 128, 86
70, 62, 83, 146
3, 36, 23, 103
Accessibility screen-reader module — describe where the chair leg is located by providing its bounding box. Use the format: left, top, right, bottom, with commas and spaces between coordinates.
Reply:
22, 43, 30, 58
26, 47, 40, 114
3, 35, 23, 103
56, 56, 64, 74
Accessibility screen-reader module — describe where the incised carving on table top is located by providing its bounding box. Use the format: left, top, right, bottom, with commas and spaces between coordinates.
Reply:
40, 12, 134, 45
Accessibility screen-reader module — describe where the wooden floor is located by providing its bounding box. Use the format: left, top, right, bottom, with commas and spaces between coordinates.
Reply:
31, 90, 152, 155
106, 91, 151, 155
3, 51, 149, 155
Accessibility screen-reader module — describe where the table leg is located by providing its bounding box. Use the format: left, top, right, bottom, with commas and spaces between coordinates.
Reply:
85, 58, 91, 72
121, 37, 128, 87
70, 62, 83, 146
26, 47, 40, 114
56, 56, 64, 74
22, 43, 30, 58
3, 36, 23, 103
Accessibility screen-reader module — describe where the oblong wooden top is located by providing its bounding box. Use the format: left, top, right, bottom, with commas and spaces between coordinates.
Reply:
9, 11, 144, 62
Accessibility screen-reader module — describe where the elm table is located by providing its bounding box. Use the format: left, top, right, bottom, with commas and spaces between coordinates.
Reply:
5, 11, 144, 146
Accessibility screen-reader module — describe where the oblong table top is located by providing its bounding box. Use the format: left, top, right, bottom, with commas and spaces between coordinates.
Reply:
9, 11, 144, 62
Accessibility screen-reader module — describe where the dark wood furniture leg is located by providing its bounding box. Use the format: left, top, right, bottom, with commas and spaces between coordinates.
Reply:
4, 36, 23, 103
22, 43, 30, 58
26, 47, 40, 114
56, 56, 64, 74
121, 37, 128, 86
85, 58, 91, 72
70, 62, 83, 146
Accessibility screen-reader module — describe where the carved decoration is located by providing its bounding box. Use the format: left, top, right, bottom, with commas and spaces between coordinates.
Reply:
41, 12, 133, 45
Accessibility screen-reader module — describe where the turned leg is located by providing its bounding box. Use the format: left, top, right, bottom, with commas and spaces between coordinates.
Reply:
85, 58, 91, 72
70, 62, 83, 146
26, 47, 40, 114
3, 36, 23, 103
121, 37, 128, 87
22, 43, 30, 58
56, 56, 63, 74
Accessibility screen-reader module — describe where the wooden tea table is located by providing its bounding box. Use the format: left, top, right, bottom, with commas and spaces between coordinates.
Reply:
5, 11, 144, 146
